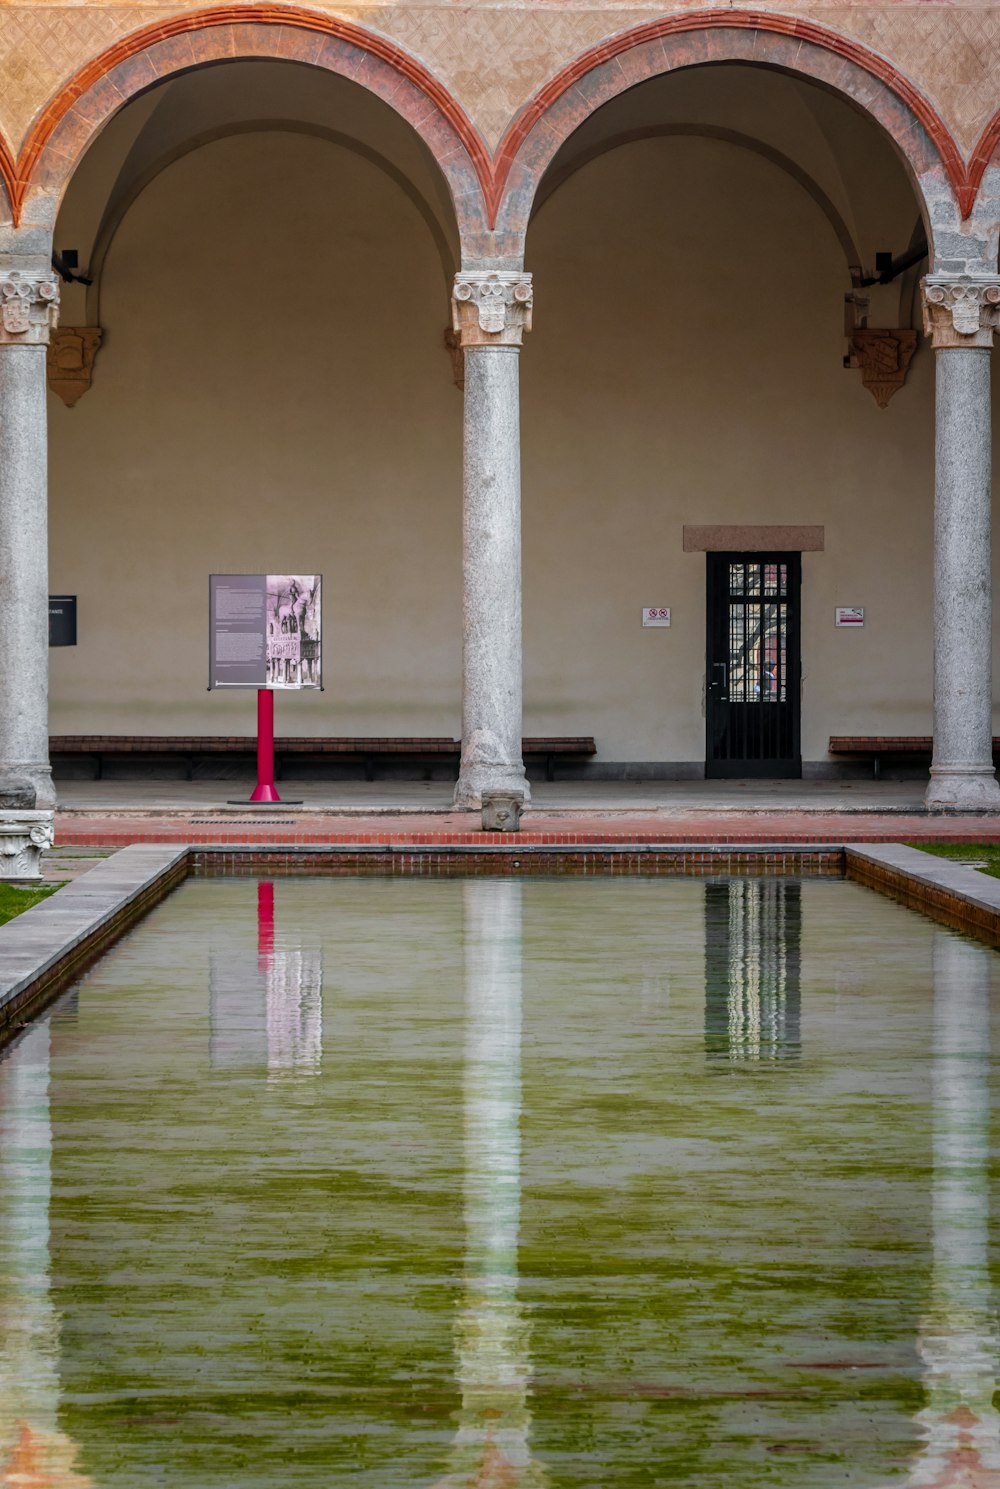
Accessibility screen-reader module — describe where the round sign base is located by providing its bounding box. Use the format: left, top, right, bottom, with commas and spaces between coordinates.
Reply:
226, 798, 304, 807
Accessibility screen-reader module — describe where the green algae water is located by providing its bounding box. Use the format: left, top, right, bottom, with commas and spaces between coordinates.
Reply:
1, 874, 999, 1488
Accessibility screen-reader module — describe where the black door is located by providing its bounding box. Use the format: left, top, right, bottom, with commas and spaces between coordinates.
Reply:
706, 551, 801, 778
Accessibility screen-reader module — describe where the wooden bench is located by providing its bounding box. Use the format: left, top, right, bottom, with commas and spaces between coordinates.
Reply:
50, 735, 597, 783
829, 735, 1000, 779
522, 736, 597, 781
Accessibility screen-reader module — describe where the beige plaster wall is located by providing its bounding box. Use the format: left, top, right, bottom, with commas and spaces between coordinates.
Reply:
47, 117, 987, 767
49, 128, 463, 739
521, 133, 940, 764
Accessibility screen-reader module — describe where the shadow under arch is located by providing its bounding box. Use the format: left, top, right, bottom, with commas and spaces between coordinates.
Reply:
531, 123, 863, 272
81, 120, 459, 323
8, 5, 492, 256
489, 10, 971, 262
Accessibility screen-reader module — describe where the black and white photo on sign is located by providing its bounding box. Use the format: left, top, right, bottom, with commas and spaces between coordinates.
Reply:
265, 575, 321, 688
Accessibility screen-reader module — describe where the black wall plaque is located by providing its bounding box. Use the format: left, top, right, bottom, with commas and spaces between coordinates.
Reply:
49, 595, 77, 647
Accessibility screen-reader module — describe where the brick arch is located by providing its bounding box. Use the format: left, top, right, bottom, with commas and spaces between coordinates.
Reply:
489, 10, 972, 260
966, 113, 1000, 227
8, 5, 493, 251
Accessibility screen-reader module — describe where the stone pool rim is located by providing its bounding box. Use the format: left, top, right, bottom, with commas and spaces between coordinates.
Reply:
1, 840, 998, 1045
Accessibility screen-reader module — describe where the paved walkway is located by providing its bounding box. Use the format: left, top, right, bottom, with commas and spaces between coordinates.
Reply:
55, 777, 925, 815
48, 778, 1000, 849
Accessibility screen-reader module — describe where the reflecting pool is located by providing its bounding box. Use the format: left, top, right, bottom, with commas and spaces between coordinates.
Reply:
1, 875, 999, 1487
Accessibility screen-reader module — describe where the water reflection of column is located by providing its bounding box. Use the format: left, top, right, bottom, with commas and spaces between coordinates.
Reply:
435, 880, 546, 1488
906, 934, 1000, 1486
0, 1023, 91, 1486
704, 880, 801, 1063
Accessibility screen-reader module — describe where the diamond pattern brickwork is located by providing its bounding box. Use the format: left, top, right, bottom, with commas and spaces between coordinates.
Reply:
795, 5, 1000, 154
0, 7, 181, 153
3, 2, 1000, 166
372, 6, 628, 147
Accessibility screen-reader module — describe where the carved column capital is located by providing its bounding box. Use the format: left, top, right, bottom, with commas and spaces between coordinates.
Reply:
452, 271, 532, 349
0, 270, 59, 346
922, 275, 1000, 350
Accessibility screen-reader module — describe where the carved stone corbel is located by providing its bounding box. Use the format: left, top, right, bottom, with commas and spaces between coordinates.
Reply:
444, 326, 464, 389
848, 329, 917, 408
922, 275, 1000, 349
47, 327, 102, 407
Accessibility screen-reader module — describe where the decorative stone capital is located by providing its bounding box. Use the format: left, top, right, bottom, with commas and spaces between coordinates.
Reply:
0, 809, 53, 880
848, 329, 917, 408
452, 272, 532, 348
47, 326, 102, 406
922, 276, 1000, 350
0, 270, 59, 345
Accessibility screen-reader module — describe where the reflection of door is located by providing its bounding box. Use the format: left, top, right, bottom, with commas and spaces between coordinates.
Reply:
706, 552, 801, 778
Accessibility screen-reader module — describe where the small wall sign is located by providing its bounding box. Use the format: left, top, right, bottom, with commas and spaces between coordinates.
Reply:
643, 607, 671, 627
835, 607, 864, 628
49, 595, 77, 647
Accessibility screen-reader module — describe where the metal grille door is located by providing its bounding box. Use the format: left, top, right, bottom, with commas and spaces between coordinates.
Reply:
706, 552, 801, 778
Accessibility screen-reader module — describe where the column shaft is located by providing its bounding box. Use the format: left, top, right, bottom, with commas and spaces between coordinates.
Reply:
452, 270, 532, 808
456, 346, 527, 805
929, 348, 998, 805
0, 346, 52, 807
922, 275, 1000, 811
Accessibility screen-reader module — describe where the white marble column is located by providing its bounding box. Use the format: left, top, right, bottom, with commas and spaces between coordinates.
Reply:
452, 271, 532, 808
921, 276, 1000, 810
0, 263, 59, 810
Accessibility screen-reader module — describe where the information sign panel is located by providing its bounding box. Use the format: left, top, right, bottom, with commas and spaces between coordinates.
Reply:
49, 595, 77, 647
835, 607, 864, 628
210, 574, 322, 689
642, 607, 671, 627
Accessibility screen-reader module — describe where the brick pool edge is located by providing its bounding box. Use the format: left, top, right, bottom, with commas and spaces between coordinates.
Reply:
845, 843, 1000, 948
2, 840, 998, 1047
0, 844, 187, 1040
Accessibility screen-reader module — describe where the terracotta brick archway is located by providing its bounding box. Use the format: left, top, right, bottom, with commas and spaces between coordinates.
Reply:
488, 10, 976, 265
3, 5, 494, 252
962, 111, 1000, 253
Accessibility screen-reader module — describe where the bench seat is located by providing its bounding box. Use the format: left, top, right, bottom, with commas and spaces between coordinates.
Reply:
49, 734, 597, 782
829, 735, 1000, 779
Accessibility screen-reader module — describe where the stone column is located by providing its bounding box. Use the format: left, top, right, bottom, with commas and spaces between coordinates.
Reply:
452, 271, 532, 808
0, 265, 59, 809
922, 276, 1000, 810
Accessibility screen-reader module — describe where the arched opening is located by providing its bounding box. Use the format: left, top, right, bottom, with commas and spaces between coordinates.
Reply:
47, 56, 467, 750
521, 61, 936, 778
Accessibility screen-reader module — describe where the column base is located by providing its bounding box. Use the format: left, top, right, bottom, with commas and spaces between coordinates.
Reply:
925, 764, 1000, 811
454, 756, 530, 810
0, 763, 55, 810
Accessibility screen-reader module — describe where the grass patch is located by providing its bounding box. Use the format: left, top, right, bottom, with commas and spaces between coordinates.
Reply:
907, 842, 1000, 879
0, 881, 64, 925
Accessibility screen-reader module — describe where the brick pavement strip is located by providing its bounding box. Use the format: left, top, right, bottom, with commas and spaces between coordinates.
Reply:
50, 810, 1000, 847
0, 843, 187, 1038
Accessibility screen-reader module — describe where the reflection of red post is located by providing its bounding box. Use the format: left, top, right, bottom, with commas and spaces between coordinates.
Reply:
250, 688, 280, 803
258, 880, 275, 970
